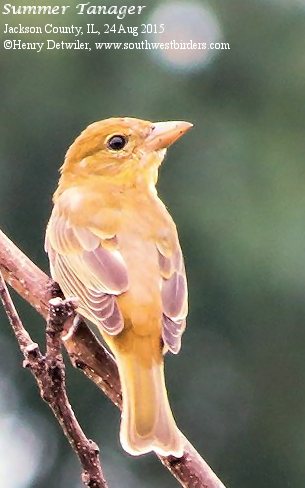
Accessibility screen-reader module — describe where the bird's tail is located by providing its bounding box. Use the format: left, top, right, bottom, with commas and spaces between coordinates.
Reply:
115, 335, 184, 457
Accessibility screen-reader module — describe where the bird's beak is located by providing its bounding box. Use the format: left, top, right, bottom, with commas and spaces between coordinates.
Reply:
145, 121, 193, 151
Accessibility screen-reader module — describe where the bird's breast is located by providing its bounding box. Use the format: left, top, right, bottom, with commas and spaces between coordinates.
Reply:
115, 193, 177, 334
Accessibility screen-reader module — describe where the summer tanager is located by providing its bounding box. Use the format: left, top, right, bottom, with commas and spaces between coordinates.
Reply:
45, 117, 192, 457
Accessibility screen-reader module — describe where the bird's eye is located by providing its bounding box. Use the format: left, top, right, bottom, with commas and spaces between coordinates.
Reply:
107, 135, 127, 151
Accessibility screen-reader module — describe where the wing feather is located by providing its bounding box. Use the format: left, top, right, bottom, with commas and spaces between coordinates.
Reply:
157, 244, 188, 354
45, 208, 127, 335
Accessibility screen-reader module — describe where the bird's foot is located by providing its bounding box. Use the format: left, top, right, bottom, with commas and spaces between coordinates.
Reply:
48, 295, 80, 341
61, 311, 82, 342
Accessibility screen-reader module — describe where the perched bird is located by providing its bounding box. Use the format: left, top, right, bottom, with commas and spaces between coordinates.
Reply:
45, 117, 192, 457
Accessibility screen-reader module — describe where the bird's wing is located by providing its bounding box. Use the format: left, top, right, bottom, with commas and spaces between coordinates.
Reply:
45, 208, 128, 335
157, 240, 188, 354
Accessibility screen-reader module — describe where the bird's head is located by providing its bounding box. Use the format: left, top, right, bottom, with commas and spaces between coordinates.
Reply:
61, 117, 192, 186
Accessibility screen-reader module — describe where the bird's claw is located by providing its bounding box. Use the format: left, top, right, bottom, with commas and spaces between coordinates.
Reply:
61, 314, 82, 342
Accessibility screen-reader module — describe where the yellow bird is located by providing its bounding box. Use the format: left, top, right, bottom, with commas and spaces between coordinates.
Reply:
45, 117, 192, 457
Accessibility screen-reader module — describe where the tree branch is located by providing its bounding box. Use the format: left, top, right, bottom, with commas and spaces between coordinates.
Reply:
0, 228, 226, 488
0, 271, 108, 488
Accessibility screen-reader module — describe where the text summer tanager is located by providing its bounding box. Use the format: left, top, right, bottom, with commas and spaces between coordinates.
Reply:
45, 117, 193, 457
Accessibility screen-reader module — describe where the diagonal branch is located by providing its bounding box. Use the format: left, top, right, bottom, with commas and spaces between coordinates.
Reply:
0, 271, 108, 488
0, 228, 226, 488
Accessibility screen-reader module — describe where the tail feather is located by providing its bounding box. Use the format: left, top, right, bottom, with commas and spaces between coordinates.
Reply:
115, 337, 184, 457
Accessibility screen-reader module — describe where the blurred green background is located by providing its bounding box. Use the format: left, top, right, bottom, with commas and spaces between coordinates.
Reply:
1, 0, 305, 487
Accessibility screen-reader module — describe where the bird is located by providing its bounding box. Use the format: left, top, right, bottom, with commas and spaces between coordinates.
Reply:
45, 117, 192, 457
